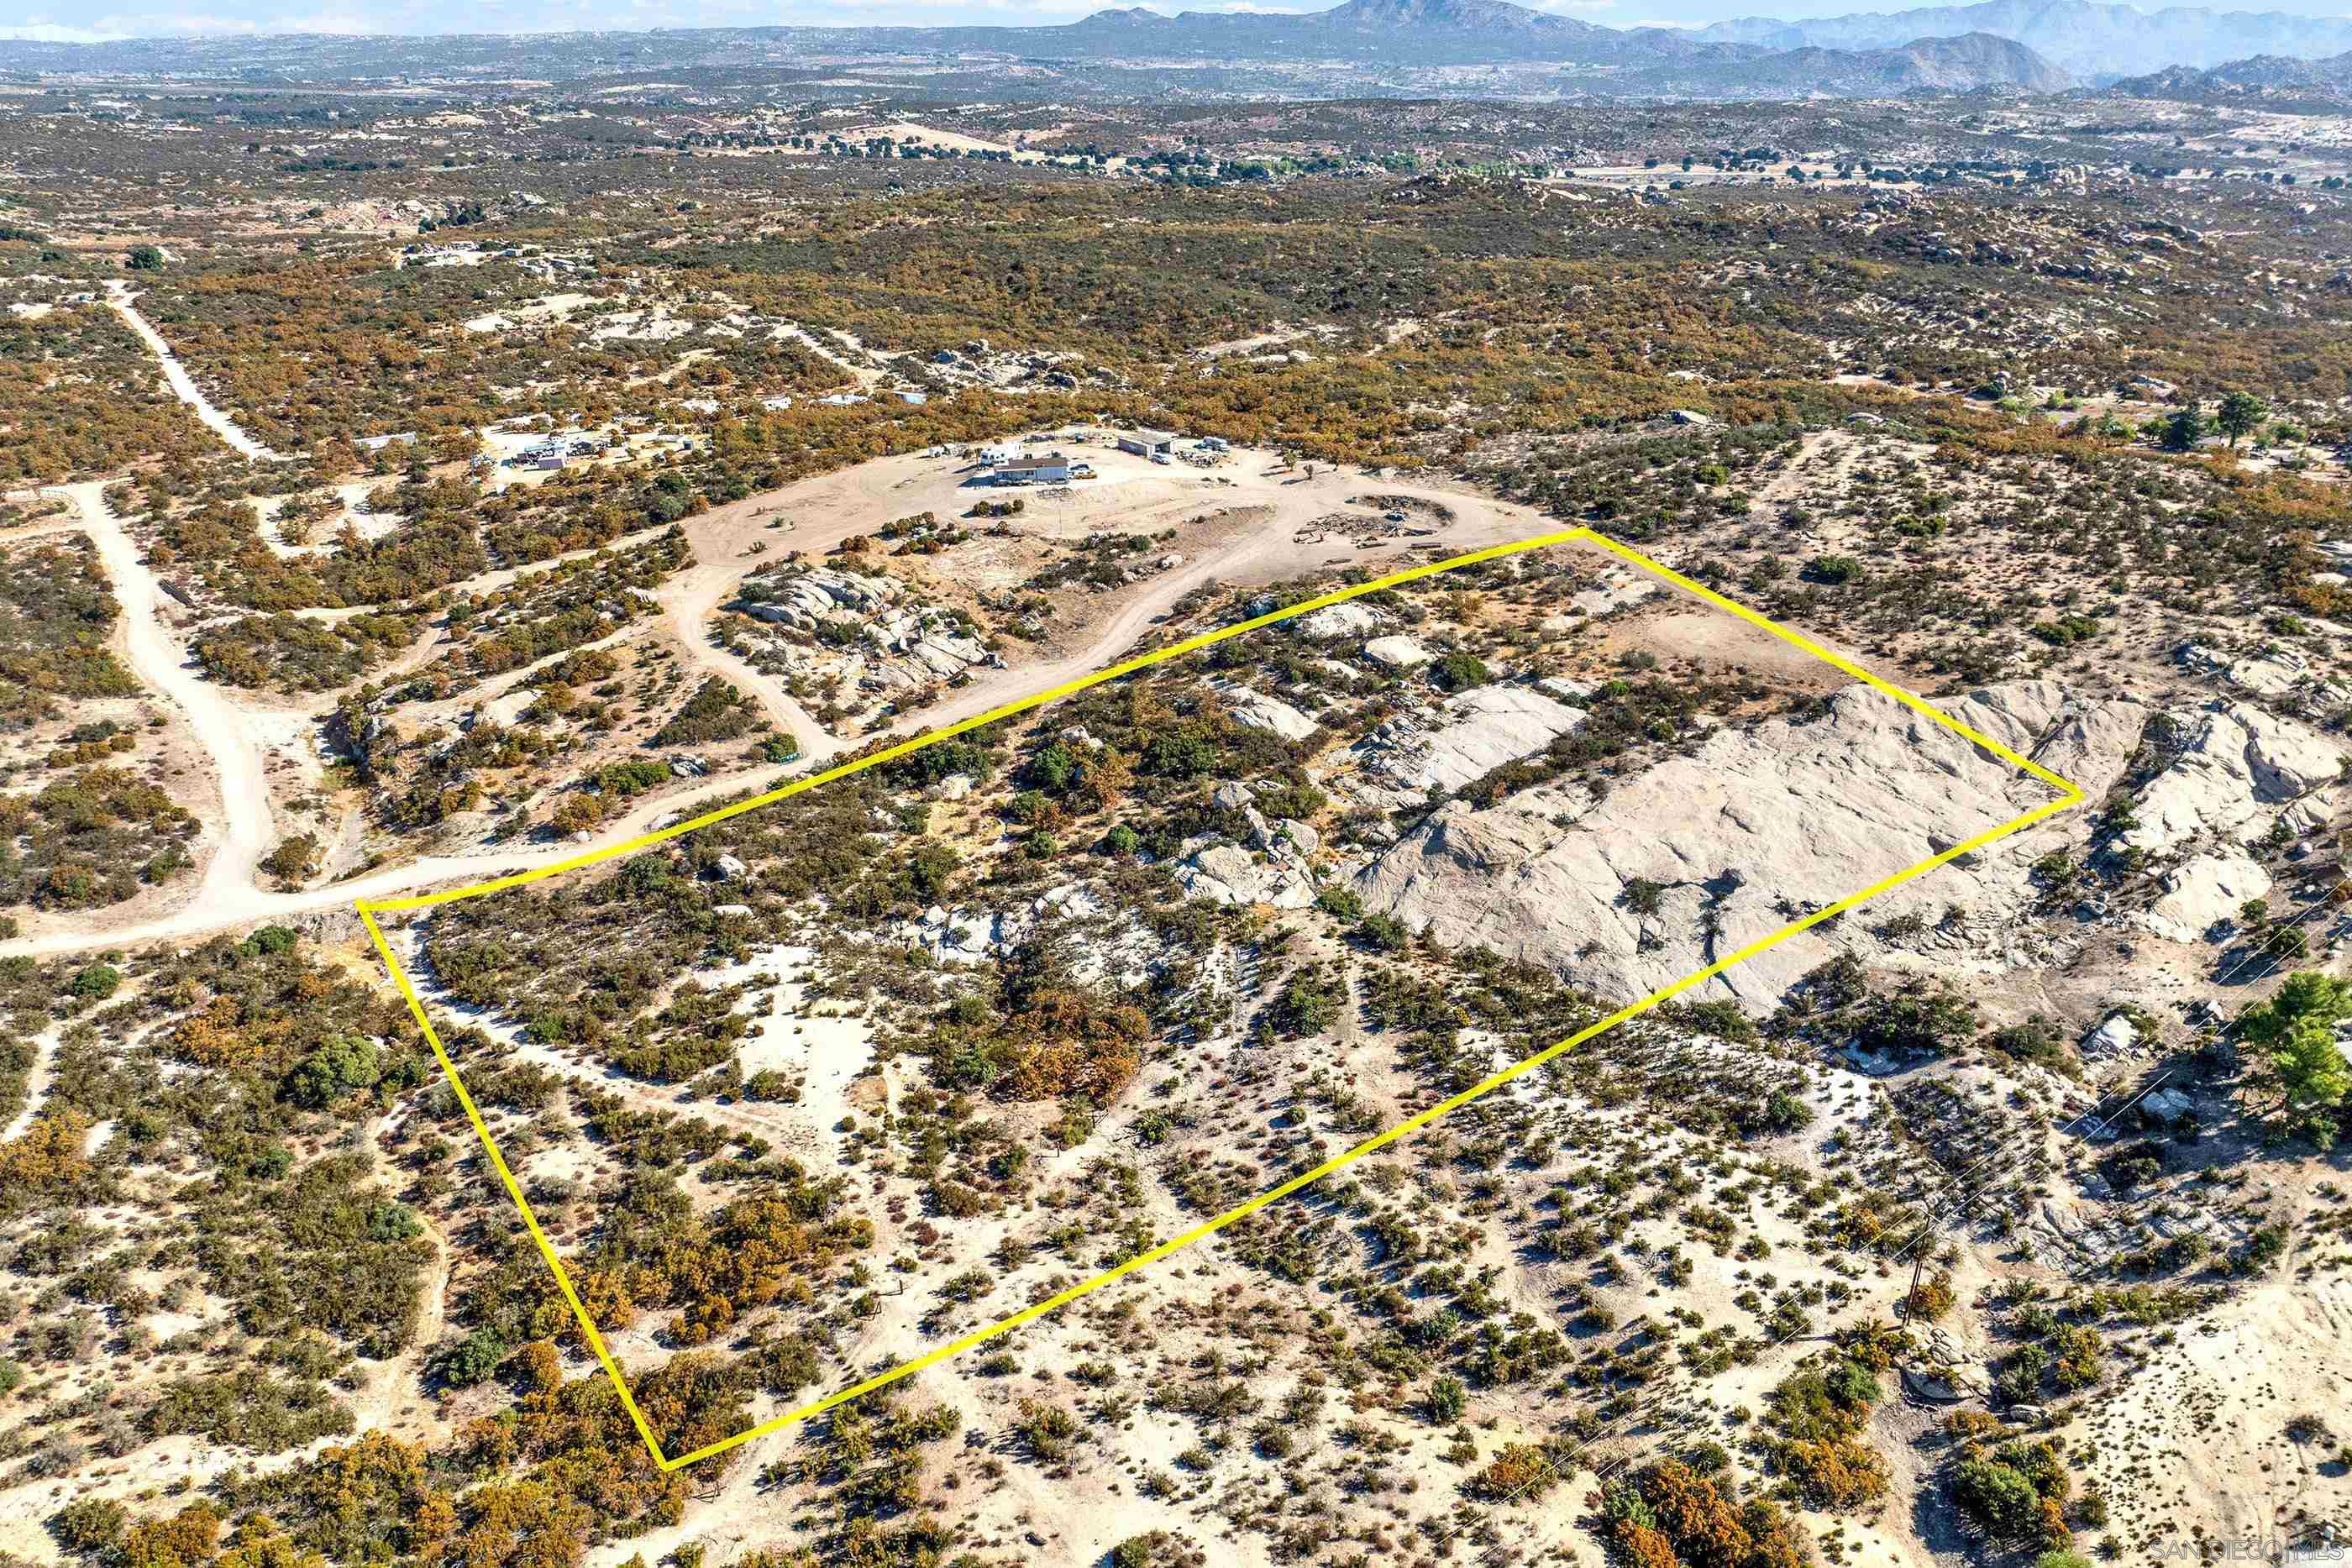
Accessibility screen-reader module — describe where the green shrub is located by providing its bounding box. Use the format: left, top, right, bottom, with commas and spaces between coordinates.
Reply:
284, 1035, 382, 1108
1431, 652, 1490, 692
429, 1329, 510, 1387
51, 1495, 128, 1550
69, 964, 118, 1001
651, 679, 759, 747
1315, 884, 1363, 920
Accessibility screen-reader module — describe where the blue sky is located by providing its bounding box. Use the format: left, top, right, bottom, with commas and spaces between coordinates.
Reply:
3, 0, 2350, 45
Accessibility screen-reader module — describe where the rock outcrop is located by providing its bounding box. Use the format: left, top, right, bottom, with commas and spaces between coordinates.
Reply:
1351, 680, 2144, 1004
730, 565, 995, 716
2120, 702, 2344, 855
1345, 683, 1588, 804
2139, 852, 2272, 944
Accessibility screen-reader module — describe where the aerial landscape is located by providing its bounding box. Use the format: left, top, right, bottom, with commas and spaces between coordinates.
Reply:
3, 0, 2352, 1563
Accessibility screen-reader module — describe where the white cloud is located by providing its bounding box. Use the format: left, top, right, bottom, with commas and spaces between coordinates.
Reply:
7, 8, 388, 34
948, 0, 1116, 12
0, 18, 130, 37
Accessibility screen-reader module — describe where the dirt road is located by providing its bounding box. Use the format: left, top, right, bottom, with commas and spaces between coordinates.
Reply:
663, 508, 839, 767
4, 454, 1572, 960
59, 480, 280, 920
107, 283, 285, 463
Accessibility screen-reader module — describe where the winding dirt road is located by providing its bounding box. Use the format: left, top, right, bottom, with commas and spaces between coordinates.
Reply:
659, 517, 838, 769
6, 443, 1567, 961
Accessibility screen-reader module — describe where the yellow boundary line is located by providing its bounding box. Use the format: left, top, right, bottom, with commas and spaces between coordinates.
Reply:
356, 527, 2082, 1471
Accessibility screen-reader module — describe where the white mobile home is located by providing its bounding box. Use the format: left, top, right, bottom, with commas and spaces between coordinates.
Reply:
995, 451, 1074, 485
1116, 430, 1175, 459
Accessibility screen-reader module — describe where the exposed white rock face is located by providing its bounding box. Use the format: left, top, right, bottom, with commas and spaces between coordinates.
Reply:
1350, 684, 1588, 802
2177, 640, 2339, 700
1363, 635, 1432, 670
474, 688, 539, 730
1229, 690, 1320, 742
1352, 681, 2145, 1005
937, 774, 974, 801
732, 566, 993, 709
900, 886, 1143, 983
911, 906, 1010, 966
2140, 852, 2272, 944
1570, 567, 1661, 616
2121, 703, 2344, 854
2082, 1015, 2140, 1061
1036, 884, 1105, 921
738, 568, 900, 630
1296, 602, 1391, 639
1177, 843, 1316, 910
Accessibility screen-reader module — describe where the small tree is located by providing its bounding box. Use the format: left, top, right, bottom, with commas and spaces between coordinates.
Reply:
2271, 1017, 2349, 1146
125, 244, 164, 272
261, 834, 321, 889
51, 1496, 129, 1551
70, 963, 120, 1002
2160, 406, 2206, 451
551, 792, 605, 836
2237, 971, 2349, 1051
2216, 390, 2268, 448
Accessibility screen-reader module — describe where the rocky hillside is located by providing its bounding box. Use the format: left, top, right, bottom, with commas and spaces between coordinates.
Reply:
2106, 46, 2352, 100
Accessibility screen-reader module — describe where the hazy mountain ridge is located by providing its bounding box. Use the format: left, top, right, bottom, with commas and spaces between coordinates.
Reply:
1622, 30, 2073, 97
3, 0, 2348, 84
1695, 0, 2352, 77
1013, 0, 1739, 66
2104, 46, 2352, 98
0, 0, 2123, 97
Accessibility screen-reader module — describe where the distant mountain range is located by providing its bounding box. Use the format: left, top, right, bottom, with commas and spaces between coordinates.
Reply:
1695, 0, 2352, 80
4, 0, 2341, 98
0, 0, 2083, 99
948, 0, 1734, 67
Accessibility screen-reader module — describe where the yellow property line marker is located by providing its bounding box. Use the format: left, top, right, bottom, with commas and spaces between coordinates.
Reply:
355, 527, 2082, 1471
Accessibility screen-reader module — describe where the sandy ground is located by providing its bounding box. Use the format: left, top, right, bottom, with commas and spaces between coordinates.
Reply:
0, 1020, 66, 1142
52, 480, 278, 920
